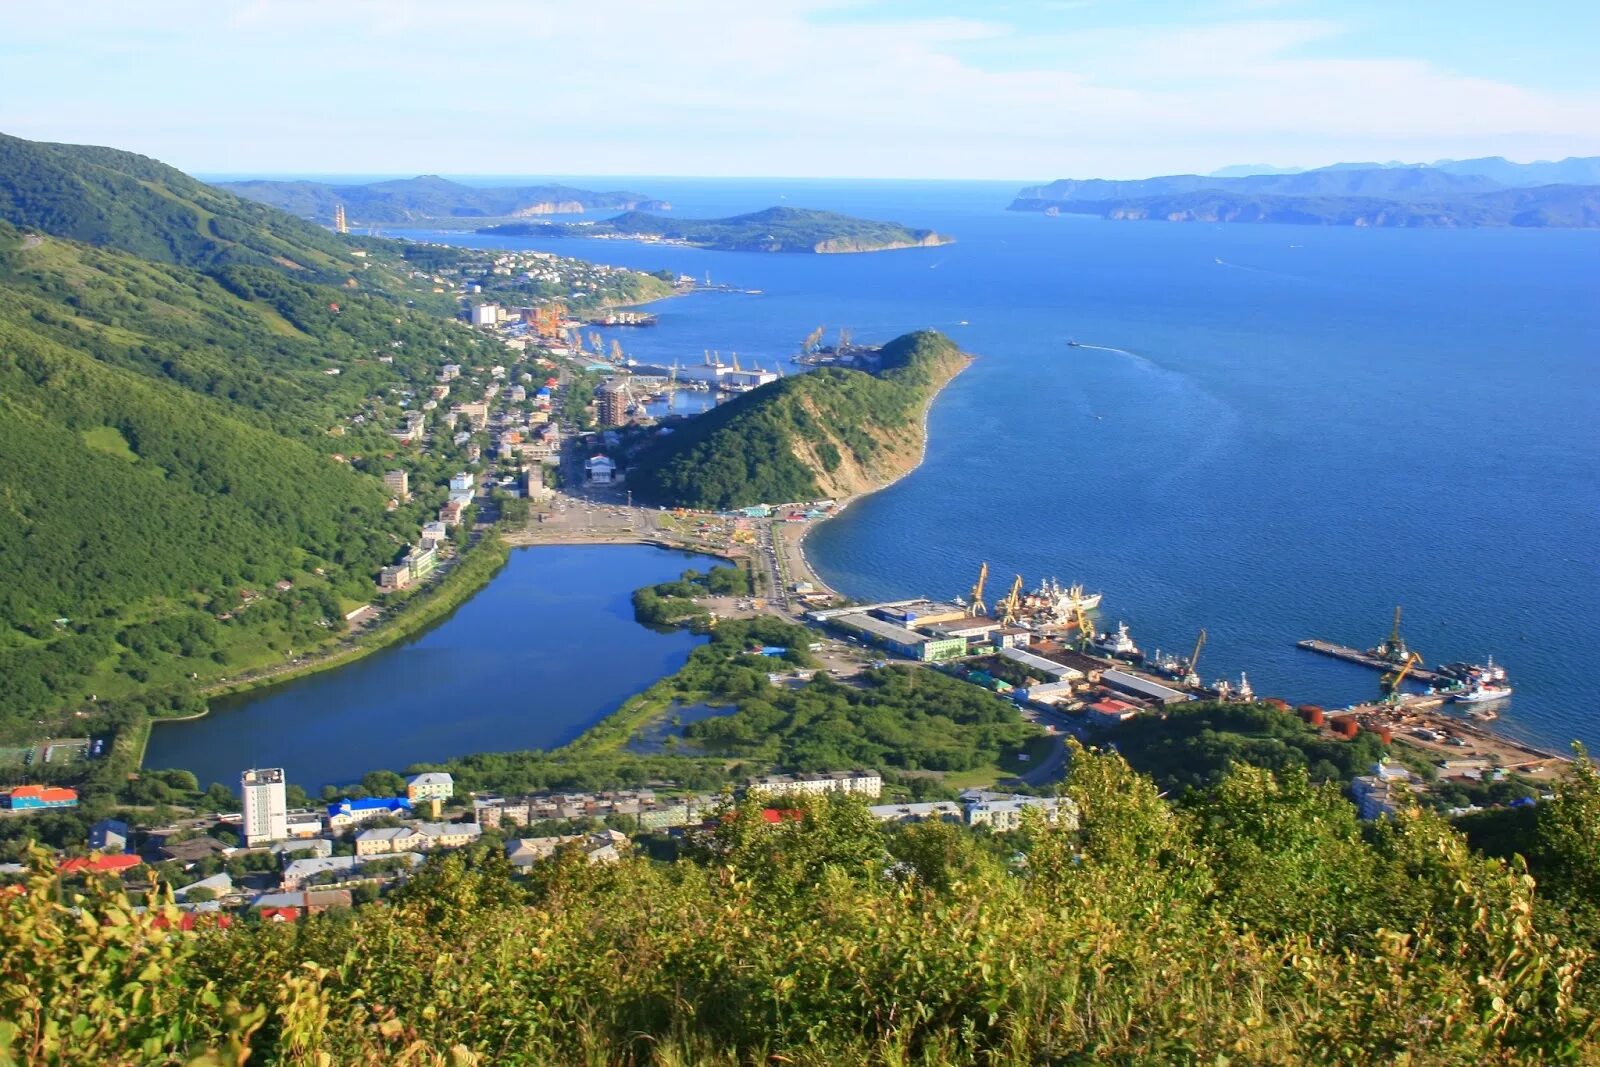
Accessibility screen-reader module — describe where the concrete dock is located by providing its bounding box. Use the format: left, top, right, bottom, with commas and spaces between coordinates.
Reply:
1296, 639, 1446, 684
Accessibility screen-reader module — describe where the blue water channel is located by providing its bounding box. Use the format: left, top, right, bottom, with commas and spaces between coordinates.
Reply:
144, 545, 716, 790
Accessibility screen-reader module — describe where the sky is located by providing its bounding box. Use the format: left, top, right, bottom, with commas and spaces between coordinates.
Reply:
3, 0, 1599, 180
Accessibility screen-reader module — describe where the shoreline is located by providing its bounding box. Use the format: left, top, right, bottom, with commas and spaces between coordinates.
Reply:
792, 352, 973, 596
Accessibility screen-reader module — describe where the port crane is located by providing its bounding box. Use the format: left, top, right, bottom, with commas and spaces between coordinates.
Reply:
968, 562, 990, 617
1071, 604, 1097, 650
998, 575, 1024, 626
1182, 629, 1207, 688
1380, 651, 1423, 704
1374, 605, 1412, 665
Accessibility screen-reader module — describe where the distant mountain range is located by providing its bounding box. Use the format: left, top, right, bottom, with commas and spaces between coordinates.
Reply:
215, 175, 670, 225
1016, 156, 1600, 228
1209, 155, 1600, 185
482, 207, 953, 253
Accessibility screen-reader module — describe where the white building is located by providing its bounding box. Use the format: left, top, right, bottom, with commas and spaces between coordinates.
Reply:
586, 455, 617, 485
960, 790, 1078, 832
1350, 761, 1416, 820
747, 771, 883, 800
471, 304, 500, 327
241, 768, 289, 847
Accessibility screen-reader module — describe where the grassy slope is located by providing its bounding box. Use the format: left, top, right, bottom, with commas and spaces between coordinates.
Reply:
629, 329, 968, 510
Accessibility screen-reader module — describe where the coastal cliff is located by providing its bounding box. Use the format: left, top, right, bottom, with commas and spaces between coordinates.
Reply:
628, 330, 969, 510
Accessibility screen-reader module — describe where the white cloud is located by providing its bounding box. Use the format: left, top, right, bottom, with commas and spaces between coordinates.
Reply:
1, 0, 1596, 177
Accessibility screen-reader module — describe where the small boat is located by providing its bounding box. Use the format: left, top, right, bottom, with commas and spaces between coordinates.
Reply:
1066, 339, 1080, 347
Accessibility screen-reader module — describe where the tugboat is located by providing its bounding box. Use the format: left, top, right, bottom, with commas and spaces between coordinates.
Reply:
1094, 621, 1143, 662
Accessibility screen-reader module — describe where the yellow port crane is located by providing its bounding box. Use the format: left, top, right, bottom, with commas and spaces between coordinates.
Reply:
1381, 651, 1423, 704
969, 561, 990, 617
1182, 628, 1207, 687
1072, 604, 1097, 649
998, 574, 1024, 626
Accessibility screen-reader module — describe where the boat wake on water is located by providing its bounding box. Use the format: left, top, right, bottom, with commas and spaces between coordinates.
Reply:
1067, 341, 1158, 369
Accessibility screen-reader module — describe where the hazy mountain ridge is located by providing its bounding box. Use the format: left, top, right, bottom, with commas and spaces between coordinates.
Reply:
217, 174, 670, 224
1015, 158, 1600, 227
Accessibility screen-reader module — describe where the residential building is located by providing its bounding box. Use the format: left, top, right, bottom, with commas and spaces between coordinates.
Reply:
354, 826, 428, 856
407, 772, 455, 805
439, 364, 461, 382
88, 818, 129, 852
960, 791, 1078, 832
174, 872, 234, 902
748, 771, 883, 800
4, 785, 78, 810
241, 768, 288, 847
505, 829, 628, 868
406, 543, 438, 580
471, 303, 500, 327
383, 469, 410, 501
439, 501, 465, 526
596, 379, 632, 427
415, 821, 481, 850
252, 890, 353, 919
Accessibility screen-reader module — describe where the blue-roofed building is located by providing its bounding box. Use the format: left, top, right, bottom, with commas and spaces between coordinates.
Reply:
326, 796, 411, 831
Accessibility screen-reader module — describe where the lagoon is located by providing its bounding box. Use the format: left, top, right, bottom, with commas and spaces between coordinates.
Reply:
143, 545, 715, 790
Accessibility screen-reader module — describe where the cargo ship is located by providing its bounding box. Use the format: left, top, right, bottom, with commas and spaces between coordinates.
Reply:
1094, 621, 1143, 662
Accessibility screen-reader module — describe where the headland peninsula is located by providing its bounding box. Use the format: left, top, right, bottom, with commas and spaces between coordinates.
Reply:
482, 206, 955, 253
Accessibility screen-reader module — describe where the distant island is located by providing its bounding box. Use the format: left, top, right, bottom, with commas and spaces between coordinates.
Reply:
480, 206, 954, 253
1011, 157, 1600, 228
628, 330, 969, 510
215, 175, 670, 225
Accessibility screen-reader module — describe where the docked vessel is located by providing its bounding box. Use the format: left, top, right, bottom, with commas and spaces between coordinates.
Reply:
1094, 621, 1143, 662
1021, 578, 1102, 621
1452, 679, 1513, 705
1437, 656, 1508, 685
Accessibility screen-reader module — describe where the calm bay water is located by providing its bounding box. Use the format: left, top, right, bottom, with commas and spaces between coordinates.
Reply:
396, 177, 1600, 753
145, 546, 713, 790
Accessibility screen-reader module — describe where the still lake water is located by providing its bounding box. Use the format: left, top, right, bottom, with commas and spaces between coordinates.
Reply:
393, 176, 1599, 753
145, 545, 713, 790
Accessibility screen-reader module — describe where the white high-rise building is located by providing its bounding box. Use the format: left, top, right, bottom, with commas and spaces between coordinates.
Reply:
241, 767, 288, 846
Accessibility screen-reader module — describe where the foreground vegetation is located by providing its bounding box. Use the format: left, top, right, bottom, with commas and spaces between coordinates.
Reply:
8, 746, 1600, 1064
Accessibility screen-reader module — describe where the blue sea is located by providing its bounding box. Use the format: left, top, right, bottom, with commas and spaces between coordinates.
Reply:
396, 176, 1600, 754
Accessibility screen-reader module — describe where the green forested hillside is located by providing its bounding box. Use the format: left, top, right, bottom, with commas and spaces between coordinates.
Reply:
9, 746, 1600, 1064
0, 136, 508, 740
0, 133, 353, 274
629, 330, 969, 509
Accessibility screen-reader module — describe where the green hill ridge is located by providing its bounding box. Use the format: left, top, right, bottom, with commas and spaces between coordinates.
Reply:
483, 206, 954, 253
0, 135, 505, 737
628, 330, 969, 510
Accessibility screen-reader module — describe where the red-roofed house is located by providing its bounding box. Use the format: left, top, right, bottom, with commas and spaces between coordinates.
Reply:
58, 854, 143, 876
760, 809, 805, 824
